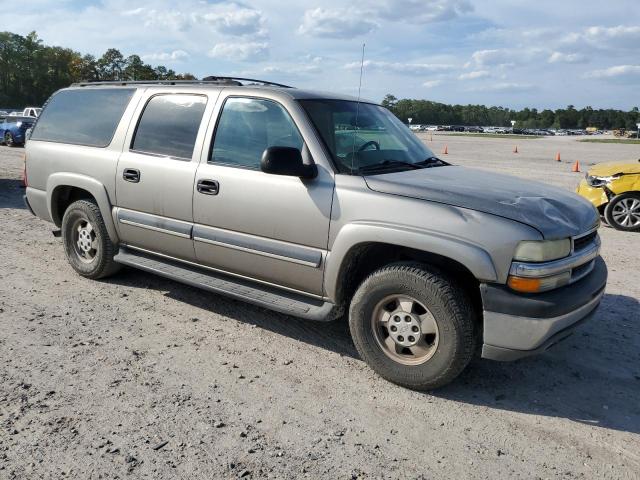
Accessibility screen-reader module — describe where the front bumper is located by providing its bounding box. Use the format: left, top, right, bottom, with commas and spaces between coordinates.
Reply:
480, 256, 607, 361
576, 179, 608, 208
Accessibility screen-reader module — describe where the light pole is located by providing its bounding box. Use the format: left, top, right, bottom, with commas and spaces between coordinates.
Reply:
408, 117, 413, 127
510, 120, 516, 133
636, 122, 640, 139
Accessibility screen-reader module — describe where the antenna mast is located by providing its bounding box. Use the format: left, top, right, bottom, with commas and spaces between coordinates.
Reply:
351, 43, 366, 173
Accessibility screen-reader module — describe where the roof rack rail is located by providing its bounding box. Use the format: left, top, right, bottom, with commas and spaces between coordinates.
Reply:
72, 77, 293, 88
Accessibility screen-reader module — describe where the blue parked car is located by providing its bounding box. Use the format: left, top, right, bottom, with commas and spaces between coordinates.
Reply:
1, 116, 36, 146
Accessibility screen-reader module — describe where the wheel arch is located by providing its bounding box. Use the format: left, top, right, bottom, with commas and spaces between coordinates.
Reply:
325, 224, 497, 319
47, 173, 119, 243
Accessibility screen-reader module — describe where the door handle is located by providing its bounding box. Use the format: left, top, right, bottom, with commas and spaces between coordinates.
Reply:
197, 179, 219, 195
123, 168, 140, 183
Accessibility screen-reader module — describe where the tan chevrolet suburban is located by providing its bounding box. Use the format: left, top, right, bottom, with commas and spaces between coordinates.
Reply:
23, 77, 607, 389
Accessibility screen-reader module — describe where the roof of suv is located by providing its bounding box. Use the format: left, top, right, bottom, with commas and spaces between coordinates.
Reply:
69, 78, 372, 104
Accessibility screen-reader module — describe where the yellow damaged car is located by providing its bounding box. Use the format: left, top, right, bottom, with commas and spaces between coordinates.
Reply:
577, 160, 640, 231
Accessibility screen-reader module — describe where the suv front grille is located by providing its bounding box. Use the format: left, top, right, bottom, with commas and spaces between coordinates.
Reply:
573, 230, 597, 252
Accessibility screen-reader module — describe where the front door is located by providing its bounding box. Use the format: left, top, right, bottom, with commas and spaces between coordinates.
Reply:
115, 92, 214, 260
192, 95, 334, 295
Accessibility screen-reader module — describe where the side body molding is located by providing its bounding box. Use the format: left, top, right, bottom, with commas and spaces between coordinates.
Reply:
46, 172, 119, 243
323, 222, 498, 302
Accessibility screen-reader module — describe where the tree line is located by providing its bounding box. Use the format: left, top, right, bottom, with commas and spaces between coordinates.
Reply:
0, 31, 196, 107
382, 95, 640, 130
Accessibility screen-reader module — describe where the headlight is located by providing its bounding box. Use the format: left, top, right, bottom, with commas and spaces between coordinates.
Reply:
586, 173, 622, 187
15, 121, 22, 127
513, 239, 571, 262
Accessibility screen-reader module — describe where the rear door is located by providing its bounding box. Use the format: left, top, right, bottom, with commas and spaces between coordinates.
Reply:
192, 93, 335, 296
115, 89, 219, 260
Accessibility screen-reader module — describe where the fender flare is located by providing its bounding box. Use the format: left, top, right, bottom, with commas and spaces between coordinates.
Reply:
323, 222, 498, 301
46, 172, 119, 243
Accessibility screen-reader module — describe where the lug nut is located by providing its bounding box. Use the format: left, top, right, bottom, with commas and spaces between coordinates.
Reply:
412, 326, 419, 332
408, 336, 415, 342
404, 316, 411, 322
397, 335, 404, 342
390, 325, 397, 332
394, 316, 400, 322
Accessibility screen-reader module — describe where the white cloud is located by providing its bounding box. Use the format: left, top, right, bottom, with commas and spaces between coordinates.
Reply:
208, 42, 268, 61
345, 60, 454, 75
422, 80, 443, 88
142, 50, 189, 62
376, 0, 473, 23
468, 49, 515, 67
123, 8, 191, 31
263, 64, 322, 75
468, 48, 546, 68
298, 8, 378, 38
459, 70, 490, 80
581, 25, 640, 44
124, 3, 268, 38
198, 5, 266, 37
548, 51, 587, 64
584, 65, 640, 79
471, 82, 536, 93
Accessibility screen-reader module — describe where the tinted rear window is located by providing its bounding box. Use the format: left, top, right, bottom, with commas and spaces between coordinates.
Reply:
131, 94, 207, 159
30, 88, 135, 147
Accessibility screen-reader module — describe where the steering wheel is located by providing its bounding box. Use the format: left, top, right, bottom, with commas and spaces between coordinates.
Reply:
358, 140, 380, 152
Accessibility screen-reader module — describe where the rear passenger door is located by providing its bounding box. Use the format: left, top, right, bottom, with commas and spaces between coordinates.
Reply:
115, 91, 217, 260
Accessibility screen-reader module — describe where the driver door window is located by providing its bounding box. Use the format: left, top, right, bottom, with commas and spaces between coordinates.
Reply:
210, 97, 303, 169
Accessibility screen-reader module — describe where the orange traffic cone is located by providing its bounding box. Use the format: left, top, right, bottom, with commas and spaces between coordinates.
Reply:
513, 145, 519, 153
442, 145, 448, 154
555, 152, 561, 162
571, 160, 581, 173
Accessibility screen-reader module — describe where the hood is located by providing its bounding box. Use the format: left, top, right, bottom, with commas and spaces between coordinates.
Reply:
365, 166, 599, 239
588, 161, 640, 177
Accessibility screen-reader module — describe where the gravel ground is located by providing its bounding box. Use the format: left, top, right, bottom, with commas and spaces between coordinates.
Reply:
1, 136, 639, 479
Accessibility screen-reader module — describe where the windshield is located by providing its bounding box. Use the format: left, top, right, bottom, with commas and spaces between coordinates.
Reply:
299, 99, 441, 174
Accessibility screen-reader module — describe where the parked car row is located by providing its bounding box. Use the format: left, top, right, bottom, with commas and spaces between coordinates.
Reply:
408, 124, 608, 136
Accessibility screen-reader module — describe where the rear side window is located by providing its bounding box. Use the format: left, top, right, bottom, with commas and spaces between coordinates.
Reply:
30, 88, 134, 147
131, 94, 207, 160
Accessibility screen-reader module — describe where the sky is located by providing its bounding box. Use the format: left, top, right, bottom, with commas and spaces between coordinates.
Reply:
2, 0, 640, 110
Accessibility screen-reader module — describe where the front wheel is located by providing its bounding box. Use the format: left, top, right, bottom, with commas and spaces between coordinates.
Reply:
4, 132, 14, 147
604, 193, 640, 232
61, 199, 121, 279
349, 262, 477, 390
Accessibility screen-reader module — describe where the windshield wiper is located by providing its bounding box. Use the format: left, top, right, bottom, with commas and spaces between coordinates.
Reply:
415, 156, 448, 167
357, 160, 425, 173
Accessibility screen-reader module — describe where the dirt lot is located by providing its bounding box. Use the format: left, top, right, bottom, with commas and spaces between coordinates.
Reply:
1, 136, 639, 479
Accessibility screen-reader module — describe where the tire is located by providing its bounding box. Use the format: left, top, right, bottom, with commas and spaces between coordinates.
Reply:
604, 193, 640, 232
4, 132, 14, 147
61, 199, 121, 279
349, 262, 476, 390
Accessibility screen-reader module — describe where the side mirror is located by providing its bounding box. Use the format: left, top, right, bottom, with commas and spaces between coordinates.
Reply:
260, 146, 317, 179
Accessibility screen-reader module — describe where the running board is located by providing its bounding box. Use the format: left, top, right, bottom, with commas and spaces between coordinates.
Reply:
114, 247, 337, 322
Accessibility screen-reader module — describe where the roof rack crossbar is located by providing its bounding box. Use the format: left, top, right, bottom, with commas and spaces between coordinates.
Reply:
72, 77, 293, 88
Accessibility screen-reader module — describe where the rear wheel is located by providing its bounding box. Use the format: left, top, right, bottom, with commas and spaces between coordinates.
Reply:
61, 199, 121, 279
604, 193, 640, 232
349, 262, 476, 390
